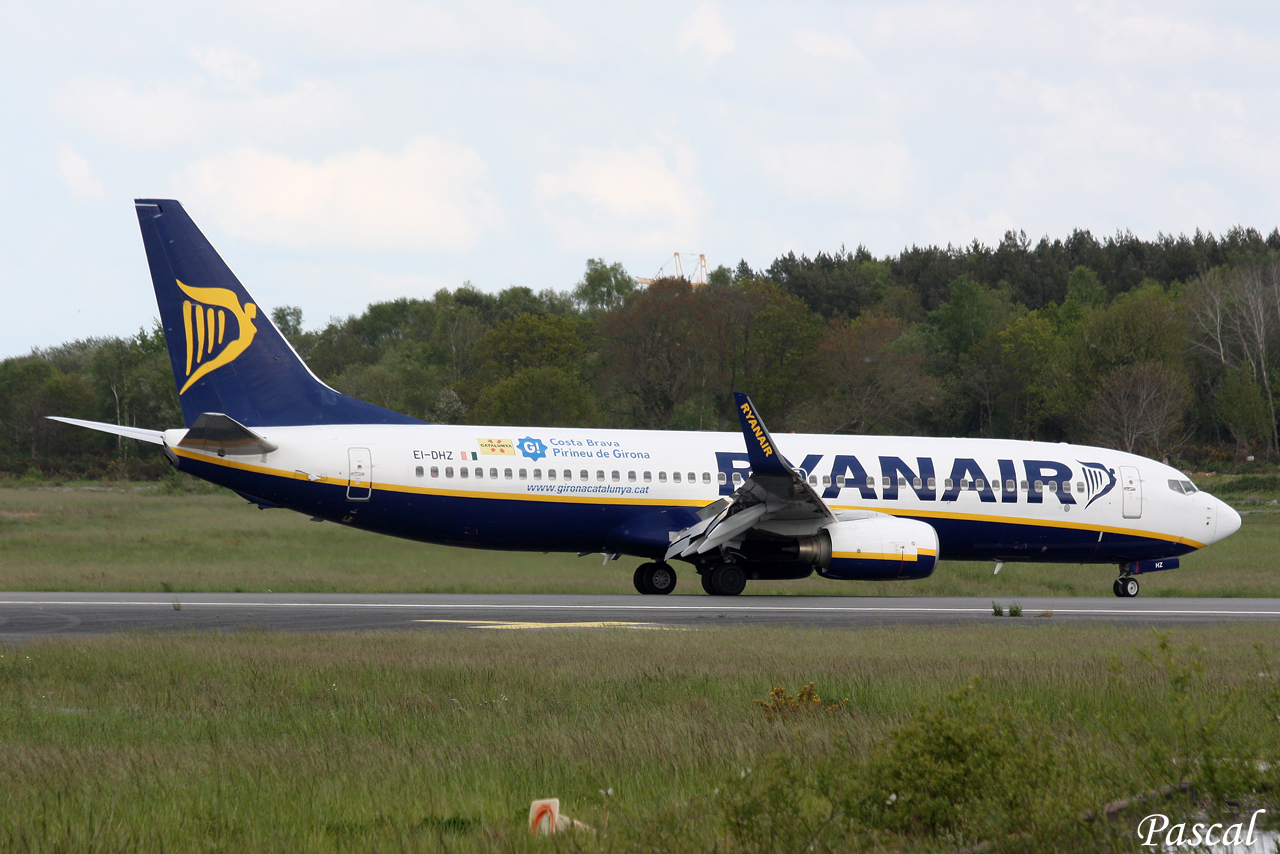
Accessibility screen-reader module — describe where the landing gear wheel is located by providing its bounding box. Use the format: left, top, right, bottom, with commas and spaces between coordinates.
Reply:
1113, 578, 1123, 598
706, 563, 746, 596
700, 572, 716, 595
1122, 577, 1140, 598
633, 562, 677, 595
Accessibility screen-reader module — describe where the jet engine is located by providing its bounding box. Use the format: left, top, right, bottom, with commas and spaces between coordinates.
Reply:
801, 516, 940, 580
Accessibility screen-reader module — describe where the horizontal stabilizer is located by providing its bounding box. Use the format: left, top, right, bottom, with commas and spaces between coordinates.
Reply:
47, 417, 164, 445
177, 412, 278, 456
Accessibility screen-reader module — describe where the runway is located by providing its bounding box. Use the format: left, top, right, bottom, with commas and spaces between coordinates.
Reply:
4, 592, 1280, 640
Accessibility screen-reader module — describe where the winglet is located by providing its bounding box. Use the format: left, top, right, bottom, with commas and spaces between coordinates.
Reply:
733, 392, 792, 478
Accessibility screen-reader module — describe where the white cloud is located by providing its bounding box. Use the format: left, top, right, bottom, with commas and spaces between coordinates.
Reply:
534, 144, 705, 253
57, 143, 104, 198
792, 29, 864, 64
55, 77, 346, 148
761, 141, 914, 208
185, 137, 502, 251
256, 0, 576, 61
191, 46, 262, 87
677, 3, 736, 63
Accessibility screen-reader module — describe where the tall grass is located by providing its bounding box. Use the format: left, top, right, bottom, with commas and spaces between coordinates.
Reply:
2, 624, 1280, 851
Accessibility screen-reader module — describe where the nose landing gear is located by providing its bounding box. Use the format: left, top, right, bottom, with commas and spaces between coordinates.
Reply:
1113, 575, 1140, 598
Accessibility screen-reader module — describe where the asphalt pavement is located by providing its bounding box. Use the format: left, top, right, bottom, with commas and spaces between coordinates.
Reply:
4, 592, 1280, 641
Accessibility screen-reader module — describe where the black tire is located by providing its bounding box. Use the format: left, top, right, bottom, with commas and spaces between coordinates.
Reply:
649, 563, 676, 595
1113, 578, 1123, 598
708, 563, 746, 596
634, 562, 677, 595
1123, 577, 1140, 598
700, 572, 716, 595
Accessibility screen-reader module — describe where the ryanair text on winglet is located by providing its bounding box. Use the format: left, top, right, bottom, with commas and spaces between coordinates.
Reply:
740, 401, 774, 458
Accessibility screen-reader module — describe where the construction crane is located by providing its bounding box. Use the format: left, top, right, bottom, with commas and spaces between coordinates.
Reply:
635, 252, 710, 286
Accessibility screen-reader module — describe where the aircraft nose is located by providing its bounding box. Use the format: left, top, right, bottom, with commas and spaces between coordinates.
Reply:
1215, 498, 1242, 542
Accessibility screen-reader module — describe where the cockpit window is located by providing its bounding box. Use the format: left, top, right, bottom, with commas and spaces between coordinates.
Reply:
1168, 479, 1184, 494
1181, 480, 1198, 494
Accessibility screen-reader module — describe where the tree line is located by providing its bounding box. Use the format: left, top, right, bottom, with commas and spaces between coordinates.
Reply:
5, 225, 1280, 478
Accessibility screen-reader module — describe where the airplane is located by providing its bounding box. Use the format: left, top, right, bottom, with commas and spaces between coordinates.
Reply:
51, 199, 1242, 598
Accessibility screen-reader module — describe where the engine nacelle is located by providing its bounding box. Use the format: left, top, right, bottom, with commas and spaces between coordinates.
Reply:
815, 517, 940, 580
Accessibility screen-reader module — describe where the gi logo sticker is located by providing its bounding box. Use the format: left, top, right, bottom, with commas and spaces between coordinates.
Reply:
517, 437, 547, 461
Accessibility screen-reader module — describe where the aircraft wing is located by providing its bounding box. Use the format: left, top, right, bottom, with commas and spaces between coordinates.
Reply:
664, 393, 835, 560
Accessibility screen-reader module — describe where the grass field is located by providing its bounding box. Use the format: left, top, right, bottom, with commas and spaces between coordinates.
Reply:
3, 623, 1280, 852
1, 480, 1278, 597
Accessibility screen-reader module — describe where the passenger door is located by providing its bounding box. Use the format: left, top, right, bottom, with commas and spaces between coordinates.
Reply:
347, 447, 372, 501
1120, 465, 1141, 519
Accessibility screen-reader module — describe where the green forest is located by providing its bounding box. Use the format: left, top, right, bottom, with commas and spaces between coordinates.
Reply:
6, 225, 1280, 479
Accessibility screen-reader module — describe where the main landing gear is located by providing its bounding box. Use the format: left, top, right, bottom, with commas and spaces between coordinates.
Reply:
1113, 575, 1140, 598
700, 563, 747, 597
634, 562, 677, 595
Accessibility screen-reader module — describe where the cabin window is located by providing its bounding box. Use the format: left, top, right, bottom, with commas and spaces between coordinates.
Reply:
563, 470, 571, 480
643, 471, 652, 482
899, 477, 907, 488
673, 472, 681, 483
822, 475, 831, 486
974, 479, 984, 490
612, 470, 620, 482
1033, 480, 1043, 493
809, 475, 817, 485
659, 471, 667, 483
626, 471, 635, 482
597, 470, 605, 481
717, 472, 727, 485
912, 477, 922, 489
944, 478, 954, 490
490, 468, 498, 479
1048, 480, 1058, 493
835, 475, 845, 487
415, 466, 424, 478
865, 476, 875, 489
1007, 480, 1016, 492
1060, 480, 1069, 492
545, 469, 554, 480
882, 476, 891, 487
519, 468, 527, 479
1020, 480, 1029, 491
474, 467, 483, 479
732, 472, 744, 486
1075, 481, 1083, 493
927, 477, 936, 490
1181, 480, 1198, 494
504, 468, 512, 479
430, 466, 439, 478
445, 467, 454, 478
1168, 479, 1184, 494
580, 470, 589, 481
689, 472, 697, 483
703, 472, 712, 484
460, 467, 469, 478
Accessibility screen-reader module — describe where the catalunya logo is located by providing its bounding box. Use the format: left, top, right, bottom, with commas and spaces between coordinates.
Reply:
177, 280, 259, 394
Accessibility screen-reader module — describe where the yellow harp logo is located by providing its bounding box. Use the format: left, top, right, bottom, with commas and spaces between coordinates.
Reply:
177, 280, 259, 394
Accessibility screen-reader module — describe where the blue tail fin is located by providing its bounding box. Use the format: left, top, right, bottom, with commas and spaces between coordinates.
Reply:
135, 199, 422, 428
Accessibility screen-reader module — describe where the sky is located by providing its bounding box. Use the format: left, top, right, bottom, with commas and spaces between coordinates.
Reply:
3, 1, 1280, 357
